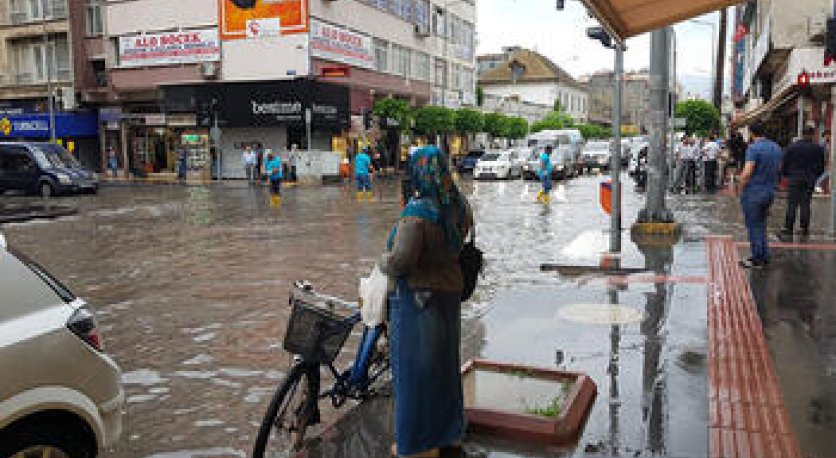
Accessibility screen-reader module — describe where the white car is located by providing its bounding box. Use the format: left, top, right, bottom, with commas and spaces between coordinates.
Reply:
0, 233, 123, 457
474, 151, 522, 180
582, 141, 612, 173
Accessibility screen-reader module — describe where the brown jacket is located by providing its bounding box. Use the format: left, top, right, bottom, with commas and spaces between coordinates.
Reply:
381, 204, 473, 294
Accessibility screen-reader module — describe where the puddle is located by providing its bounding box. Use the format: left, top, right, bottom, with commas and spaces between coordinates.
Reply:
463, 368, 570, 416
557, 303, 645, 325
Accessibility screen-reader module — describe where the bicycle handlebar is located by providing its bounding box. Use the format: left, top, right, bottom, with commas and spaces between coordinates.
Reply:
292, 281, 359, 311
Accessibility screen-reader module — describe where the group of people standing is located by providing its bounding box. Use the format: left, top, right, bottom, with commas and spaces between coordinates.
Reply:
734, 123, 828, 268
671, 134, 728, 194
241, 144, 301, 206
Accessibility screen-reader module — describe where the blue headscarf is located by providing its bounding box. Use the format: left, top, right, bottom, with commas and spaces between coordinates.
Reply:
388, 146, 467, 252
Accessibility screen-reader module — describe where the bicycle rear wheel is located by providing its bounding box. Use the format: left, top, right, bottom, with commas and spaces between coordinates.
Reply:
252, 364, 318, 458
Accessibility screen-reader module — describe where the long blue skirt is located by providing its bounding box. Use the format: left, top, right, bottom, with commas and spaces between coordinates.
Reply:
389, 279, 465, 455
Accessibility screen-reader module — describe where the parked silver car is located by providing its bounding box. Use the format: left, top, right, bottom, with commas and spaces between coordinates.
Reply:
581, 141, 612, 173
0, 233, 123, 457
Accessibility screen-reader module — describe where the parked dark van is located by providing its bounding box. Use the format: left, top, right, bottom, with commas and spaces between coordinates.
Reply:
0, 142, 99, 197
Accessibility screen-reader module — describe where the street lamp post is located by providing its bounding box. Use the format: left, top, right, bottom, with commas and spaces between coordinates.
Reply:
42, 0, 56, 143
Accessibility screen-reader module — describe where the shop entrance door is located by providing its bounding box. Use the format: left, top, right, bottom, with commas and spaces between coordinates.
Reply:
287, 126, 304, 150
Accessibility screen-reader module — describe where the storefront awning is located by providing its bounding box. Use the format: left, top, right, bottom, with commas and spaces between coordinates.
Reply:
731, 84, 798, 127
580, 0, 741, 42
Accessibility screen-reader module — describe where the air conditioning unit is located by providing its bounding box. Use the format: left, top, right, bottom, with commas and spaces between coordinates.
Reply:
199, 62, 218, 79
414, 24, 430, 38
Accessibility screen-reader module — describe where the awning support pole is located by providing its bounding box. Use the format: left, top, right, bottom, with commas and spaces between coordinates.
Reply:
611, 44, 624, 253
830, 86, 836, 235
638, 27, 674, 224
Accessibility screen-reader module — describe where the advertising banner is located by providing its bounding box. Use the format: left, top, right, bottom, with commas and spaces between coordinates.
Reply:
220, 0, 309, 40
119, 29, 220, 68
310, 19, 374, 70
0, 113, 99, 139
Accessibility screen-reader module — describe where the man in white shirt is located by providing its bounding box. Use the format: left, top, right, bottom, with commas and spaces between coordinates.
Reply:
672, 136, 698, 193
703, 135, 721, 192
242, 145, 256, 183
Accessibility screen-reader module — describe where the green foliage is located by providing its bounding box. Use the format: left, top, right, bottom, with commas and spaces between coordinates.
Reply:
675, 99, 720, 137
531, 111, 574, 133
476, 86, 485, 107
483, 112, 506, 138
373, 98, 412, 131
413, 106, 457, 135
455, 108, 484, 134
504, 116, 530, 139
577, 124, 610, 139
553, 99, 562, 113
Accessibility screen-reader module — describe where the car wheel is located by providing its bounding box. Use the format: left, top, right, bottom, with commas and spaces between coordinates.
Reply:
39, 181, 55, 198
0, 426, 93, 458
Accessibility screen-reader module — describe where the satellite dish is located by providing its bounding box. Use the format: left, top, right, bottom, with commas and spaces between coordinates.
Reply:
231, 0, 256, 9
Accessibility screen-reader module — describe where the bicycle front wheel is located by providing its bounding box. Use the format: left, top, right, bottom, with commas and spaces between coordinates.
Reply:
252, 363, 318, 458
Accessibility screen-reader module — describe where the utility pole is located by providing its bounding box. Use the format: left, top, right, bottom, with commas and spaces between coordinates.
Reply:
42, 0, 56, 143
637, 27, 675, 225
714, 8, 728, 110
611, 44, 624, 253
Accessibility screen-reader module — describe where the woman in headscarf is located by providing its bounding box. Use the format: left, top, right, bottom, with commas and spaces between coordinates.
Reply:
382, 145, 473, 458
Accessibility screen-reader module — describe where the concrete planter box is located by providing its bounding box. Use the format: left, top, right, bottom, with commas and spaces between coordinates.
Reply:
462, 359, 597, 445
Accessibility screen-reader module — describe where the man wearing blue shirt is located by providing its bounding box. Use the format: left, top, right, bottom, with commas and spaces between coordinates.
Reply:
536, 146, 554, 203
264, 149, 283, 206
737, 123, 783, 268
355, 148, 374, 201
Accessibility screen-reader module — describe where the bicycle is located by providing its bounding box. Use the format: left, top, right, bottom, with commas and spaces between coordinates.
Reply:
252, 281, 390, 458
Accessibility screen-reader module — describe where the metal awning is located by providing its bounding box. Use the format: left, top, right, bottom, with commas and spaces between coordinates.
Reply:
731, 84, 798, 127
580, 0, 742, 42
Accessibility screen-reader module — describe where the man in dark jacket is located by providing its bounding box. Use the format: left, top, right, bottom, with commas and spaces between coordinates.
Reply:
781, 126, 826, 238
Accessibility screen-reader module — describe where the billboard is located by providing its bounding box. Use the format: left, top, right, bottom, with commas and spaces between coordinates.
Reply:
118, 29, 220, 67
310, 20, 374, 70
219, 0, 309, 40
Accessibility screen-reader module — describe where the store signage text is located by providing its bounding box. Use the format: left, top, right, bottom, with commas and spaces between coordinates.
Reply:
119, 29, 220, 68
310, 19, 374, 70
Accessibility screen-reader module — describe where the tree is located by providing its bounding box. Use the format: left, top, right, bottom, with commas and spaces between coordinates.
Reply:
553, 99, 562, 113
577, 123, 609, 140
455, 108, 484, 153
372, 98, 412, 132
675, 99, 720, 137
531, 111, 574, 133
504, 117, 529, 140
414, 106, 456, 136
476, 86, 485, 107
483, 112, 507, 139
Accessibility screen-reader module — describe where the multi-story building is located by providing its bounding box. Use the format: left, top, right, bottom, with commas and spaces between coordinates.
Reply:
732, 0, 833, 145
0, 0, 99, 168
2, 0, 476, 178
477, 47, 588, 124
479, 93, 551, 126
579, 70, 650, 134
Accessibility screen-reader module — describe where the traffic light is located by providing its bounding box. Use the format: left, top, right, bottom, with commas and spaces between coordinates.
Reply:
827, 18, 836, 58
798, 71, 810, 87
556, 0, 565, 10
587, 26, 613, 49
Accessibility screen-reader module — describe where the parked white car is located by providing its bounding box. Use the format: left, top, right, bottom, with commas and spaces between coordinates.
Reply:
474, 151, 522, 180
581, 141, 612, 173
0, 233, 123, 457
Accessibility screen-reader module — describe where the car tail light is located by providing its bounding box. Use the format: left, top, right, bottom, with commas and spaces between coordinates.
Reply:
67, 306, 103, 352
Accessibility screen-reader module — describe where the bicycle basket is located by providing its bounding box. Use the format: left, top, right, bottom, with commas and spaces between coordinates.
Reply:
283, 295, 352, 364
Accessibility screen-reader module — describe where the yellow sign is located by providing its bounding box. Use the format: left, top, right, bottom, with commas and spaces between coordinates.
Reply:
0, 118, 11, 136
67, 141, 75, 153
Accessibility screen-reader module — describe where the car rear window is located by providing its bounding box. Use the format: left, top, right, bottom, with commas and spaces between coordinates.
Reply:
0, 250, 67, 321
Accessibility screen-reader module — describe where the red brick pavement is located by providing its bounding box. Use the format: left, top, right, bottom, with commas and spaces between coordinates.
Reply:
707, 236, 802, 458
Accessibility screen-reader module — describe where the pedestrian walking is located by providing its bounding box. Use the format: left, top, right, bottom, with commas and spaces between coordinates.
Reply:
781, 126, 826, 239
355, 147, 374, 201
536, 145, 553, 203
264, 149, 283, 206
736, 123, 783, 268
289, 148, 298, 182
242, 146, 256, 184
815, 130, 831, 194
177, 147, 188, 182
703, 135, 720, 192
381, 145, 473, 458
254, 143, 265, 184
107, 147, 119, 178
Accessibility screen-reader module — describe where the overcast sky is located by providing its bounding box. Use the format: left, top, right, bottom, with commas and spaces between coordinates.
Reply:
476, 0, 732, 99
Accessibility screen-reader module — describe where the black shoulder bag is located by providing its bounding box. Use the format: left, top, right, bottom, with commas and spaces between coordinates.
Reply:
459, 228, 484, 302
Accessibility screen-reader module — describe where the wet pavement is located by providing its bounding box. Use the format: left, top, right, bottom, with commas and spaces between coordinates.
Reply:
0, 176, 832, 457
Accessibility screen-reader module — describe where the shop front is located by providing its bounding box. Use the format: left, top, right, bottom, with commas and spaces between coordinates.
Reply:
161, 79, 350, 180
0, 111, 100, 170
118, 112, 212, 180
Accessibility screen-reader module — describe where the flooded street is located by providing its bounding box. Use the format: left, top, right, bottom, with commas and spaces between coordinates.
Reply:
2, 176, 833, 457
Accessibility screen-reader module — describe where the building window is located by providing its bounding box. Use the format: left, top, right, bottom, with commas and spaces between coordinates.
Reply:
9, 0, 67, 23
12, 37, 70, 84
434, 58, 446, 87
433, 8, 445, 37
85, 0, 103, 36
413, 52, 430, 81
374, 39, 389, 73
392, 45, 411, 77
413, 0, 429, 28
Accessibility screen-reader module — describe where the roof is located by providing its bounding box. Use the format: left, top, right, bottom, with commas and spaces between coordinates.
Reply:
478, 48, 585, 90
580, 0, 741, 42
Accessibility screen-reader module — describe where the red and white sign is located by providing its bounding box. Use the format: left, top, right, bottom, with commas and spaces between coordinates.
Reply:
119, 29, 220, 68
310, 19, 374, 70
246, 18, 282, 38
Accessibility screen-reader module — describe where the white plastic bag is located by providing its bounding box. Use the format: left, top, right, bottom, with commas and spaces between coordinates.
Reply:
359, 264, 388, 327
